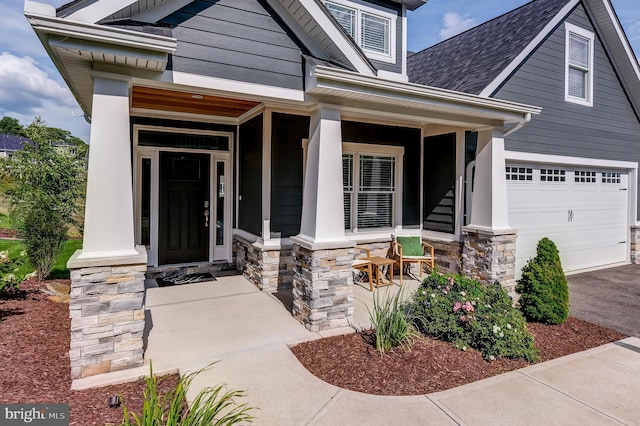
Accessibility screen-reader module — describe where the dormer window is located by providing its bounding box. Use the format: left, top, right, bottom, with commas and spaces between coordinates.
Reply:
565, 23, 594, 106
325, 0, 396, 63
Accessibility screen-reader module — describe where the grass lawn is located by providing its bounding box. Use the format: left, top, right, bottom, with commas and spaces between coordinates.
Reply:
0, 212, 12, 229
0, 239, 82, 279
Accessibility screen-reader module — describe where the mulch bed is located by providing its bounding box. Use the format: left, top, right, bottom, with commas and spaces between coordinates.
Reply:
0, 279, 179, 426
0, 228, 19, 239
291, 318, 626, 396
0, 279, 628, 423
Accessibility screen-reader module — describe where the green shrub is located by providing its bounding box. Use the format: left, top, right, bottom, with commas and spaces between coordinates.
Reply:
367, 287, 418, 355
0, 250, 28, 293
516, 238, 569, 325
121, 362, 254, 426
1, 121, 86, 280
411, 272, 537, 362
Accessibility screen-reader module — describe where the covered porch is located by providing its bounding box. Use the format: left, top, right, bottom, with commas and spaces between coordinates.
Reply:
71, 272, 423, 389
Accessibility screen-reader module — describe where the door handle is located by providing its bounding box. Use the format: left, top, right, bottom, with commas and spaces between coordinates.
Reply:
204, 201, 210, 228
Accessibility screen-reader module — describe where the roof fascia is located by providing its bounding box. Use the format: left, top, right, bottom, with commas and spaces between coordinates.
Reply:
480, 0, 579, 97
127, 0, 194, 23
25, 10, 177, 54
308, 65, 542, 122
60, 0, 139, 23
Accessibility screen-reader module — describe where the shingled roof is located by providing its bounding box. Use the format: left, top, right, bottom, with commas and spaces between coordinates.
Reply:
0, 135, 31, 153
407, 0, 572, 94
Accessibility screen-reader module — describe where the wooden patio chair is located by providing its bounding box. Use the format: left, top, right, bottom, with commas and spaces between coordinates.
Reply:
392, 233, 435, 285
353, 246, 373, 291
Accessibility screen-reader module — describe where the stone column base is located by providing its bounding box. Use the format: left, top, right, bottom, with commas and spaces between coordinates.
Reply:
67, 247, 147, 379
235, 236, 294, 292
631, 226, 640, 265
291, 237, 355, 331
462, 227, 517, 294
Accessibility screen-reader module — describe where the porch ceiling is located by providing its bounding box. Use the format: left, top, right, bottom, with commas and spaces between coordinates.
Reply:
131, 86, 262, 118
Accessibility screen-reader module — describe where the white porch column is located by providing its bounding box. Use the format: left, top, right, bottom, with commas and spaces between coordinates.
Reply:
293, 106, 353, 331
468, 128, 511, 231
299, 107, 348, 243
78, 76, 138, 259
463, 127, 517, 292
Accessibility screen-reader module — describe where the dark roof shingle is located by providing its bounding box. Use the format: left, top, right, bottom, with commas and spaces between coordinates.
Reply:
408, 0, 571, 94
0, 135, 30, 152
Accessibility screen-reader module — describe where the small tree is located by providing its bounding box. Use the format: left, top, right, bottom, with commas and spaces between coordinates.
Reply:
2, 118, 86, 280
516, 237, 569, 324
0, 116, 24, 136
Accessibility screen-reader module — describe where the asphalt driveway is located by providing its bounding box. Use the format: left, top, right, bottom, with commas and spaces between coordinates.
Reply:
567, 264, 640, 337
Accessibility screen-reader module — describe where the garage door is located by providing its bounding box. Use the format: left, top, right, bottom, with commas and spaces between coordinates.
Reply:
507, 164, 628, 278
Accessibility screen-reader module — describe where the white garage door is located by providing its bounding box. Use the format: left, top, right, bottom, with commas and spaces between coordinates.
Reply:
507, 164, 629, 278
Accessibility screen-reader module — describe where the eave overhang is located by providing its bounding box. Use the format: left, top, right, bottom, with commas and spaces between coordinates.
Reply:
307, 65, 542, 129
25, 1, 177, 117
391, 0, 428, 11
25, 10, 177, 64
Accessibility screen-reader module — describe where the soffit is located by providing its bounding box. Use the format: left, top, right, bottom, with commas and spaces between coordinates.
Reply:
131, 86, 262, 118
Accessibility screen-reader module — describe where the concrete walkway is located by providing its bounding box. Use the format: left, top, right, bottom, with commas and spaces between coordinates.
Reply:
75, 274, 640, 425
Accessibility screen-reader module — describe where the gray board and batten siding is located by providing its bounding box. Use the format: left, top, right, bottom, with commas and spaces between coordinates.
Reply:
270, 113, 310, 238
238, 115, 263, 237
494, 5, 640, 215
161, 0, 306, 90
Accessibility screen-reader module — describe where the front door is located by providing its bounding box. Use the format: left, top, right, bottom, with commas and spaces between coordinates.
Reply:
158, 152, 210, 264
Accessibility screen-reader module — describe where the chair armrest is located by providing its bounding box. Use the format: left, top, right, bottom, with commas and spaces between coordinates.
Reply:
355, 245, 372, 260
392, 241, 403, 258
421, 241, 434, 257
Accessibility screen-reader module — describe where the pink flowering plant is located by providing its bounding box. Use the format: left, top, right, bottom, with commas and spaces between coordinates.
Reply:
411, 272, 537, 362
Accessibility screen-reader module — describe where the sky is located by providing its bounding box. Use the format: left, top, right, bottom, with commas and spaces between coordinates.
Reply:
0, 0, 639, 143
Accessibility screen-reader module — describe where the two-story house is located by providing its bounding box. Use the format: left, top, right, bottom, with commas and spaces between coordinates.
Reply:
25, 0, 639, 380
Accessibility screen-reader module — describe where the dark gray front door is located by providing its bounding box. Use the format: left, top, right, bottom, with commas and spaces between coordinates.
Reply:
158, 152, 209, 265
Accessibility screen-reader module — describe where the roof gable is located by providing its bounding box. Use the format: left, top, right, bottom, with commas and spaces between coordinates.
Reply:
407, 0, 572, 95
57, 0, 377, 75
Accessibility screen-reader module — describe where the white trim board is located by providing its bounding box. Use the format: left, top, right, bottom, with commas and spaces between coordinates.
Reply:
505, 150, 637, 170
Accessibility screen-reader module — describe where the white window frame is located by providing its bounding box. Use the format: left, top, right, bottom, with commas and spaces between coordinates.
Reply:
342, 142, 404, 233
324, 0, 396, 64
565, 23, 595, 107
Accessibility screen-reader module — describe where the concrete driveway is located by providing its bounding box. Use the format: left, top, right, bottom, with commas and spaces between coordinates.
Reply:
567, 264, 640, 337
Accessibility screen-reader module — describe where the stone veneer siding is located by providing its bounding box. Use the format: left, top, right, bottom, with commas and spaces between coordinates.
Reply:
423, 237, 462, 274
235, 236, 294, 292
354, 237, 462, 276
67, 247, 147, 379
462, 227, 517, 293
632, 226, 640, 265
291, 237, 354, 331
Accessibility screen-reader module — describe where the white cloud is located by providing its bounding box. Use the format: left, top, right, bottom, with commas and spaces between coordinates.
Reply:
0, 52, 75, 112
438, 12, 477, 40
0, 52, 90, 141
0, 0, 51, 60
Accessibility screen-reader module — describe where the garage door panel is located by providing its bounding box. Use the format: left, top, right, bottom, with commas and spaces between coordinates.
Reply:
507, 164, 629, 278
